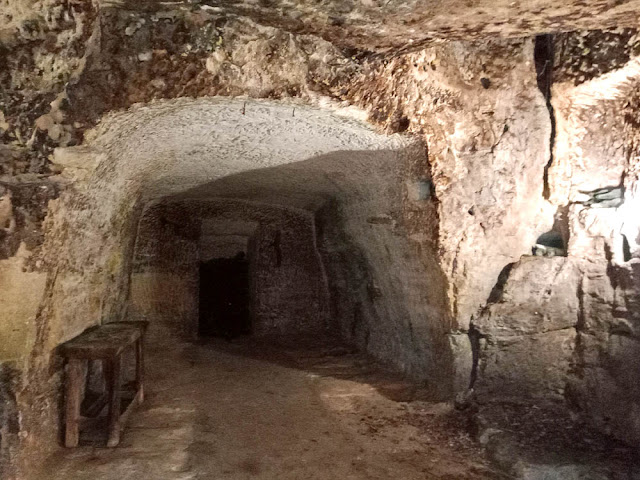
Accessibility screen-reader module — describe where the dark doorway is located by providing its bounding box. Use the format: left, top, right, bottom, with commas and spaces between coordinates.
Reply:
199, 253, 251, 338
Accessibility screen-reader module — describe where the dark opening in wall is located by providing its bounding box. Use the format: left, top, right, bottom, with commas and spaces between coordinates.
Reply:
623, 235, 632, 262
486, 262, 516, 303
533, 230, 566, 257
198, 253, 251, 339
534, 34, 554, 97
534, 34, 556, 200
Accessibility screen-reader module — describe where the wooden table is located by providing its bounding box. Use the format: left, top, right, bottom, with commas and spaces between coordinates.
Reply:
59, 321, 148, 447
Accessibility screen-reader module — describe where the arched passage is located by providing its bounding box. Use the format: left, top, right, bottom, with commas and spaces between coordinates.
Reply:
18, 98, 455, 475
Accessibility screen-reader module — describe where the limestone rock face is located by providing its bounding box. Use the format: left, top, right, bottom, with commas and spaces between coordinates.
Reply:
548, 32, 640, 444
347, 39, 554, 330
476, 257, 581, 337
479, 329, 576, 400
460, 29, 640, 447
474, 257, 581, 400
91, 0, 640, 51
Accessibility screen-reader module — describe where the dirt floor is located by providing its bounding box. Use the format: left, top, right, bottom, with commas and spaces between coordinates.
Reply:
39, 332, 505, 480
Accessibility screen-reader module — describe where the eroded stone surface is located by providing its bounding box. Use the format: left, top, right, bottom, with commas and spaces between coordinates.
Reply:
98, 0, 640, 52
476, 257, 581, 337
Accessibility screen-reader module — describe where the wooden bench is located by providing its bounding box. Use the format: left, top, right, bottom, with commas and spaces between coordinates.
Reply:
59, 321, 148, 447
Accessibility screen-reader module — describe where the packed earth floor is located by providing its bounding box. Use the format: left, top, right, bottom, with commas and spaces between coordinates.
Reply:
38, 332, 503, 480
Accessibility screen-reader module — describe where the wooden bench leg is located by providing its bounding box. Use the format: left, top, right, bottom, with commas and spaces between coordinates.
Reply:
135, 337, 144, 403
104, 355, 122, 447
65, 359, 84, 447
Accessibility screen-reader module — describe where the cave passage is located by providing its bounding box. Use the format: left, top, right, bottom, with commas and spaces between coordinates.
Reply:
8, 91, 638, 479
198, 254, 251, 339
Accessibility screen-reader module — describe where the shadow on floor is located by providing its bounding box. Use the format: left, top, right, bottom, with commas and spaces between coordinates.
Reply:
191, 334, 439, 403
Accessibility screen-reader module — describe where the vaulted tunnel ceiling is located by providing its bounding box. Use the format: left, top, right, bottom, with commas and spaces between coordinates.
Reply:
78, 98, 421, 213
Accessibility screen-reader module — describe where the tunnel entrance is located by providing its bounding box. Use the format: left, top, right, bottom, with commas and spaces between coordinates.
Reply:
121, 100, 443, 384
198, 253, 251, 339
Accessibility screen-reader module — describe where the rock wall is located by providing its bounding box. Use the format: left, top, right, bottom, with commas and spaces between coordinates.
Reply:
471, 29, 640, 446
474, 257, 580, 400
0, 363, 20, 480
551, 30, 640, 444
316, 182, 452, 393
129, 202, 200, 340
348, 38, 554, 332
250, 211, 329, 338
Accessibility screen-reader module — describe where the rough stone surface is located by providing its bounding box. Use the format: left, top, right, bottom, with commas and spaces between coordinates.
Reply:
476, 257, 581, 337
129, 202, 200, 338
478, 329, 576, 400
87, 0, 640, 52
475, 402, 640, 479
0, 363, 20, 480
542, 30, 640, 445
472, 257, 581, 400
349, 38, 553, 331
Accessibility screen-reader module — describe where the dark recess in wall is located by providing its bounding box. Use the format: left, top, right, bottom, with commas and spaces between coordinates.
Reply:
623, 235, 632, 262
534, 34, 556, 200
198, 254, 251, 339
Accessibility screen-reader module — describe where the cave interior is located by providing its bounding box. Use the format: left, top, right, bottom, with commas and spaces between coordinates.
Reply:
2, 0, 640, 478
